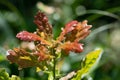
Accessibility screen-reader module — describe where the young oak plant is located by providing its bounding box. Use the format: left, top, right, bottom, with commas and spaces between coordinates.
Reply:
6, 11, 102, 80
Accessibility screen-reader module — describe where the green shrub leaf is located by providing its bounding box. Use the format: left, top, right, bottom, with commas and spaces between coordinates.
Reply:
0, 68, 9, 80
10, 75, 21, 80
0, 68, 21, 80
72, 48, 103, 80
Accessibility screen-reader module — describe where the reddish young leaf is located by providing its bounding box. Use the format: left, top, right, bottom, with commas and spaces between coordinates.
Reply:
59, 42, 83, 54
34, 46, 51, 61
74, 20, 92, 42
34, 11, 52, 34
57, 20, 92, 42
16, 31, 50, 45
35, 51, 50, 61
7, 48, 53, 69
7, 50, 17, 62
7, 48, 38, 68
57, 20, 78, 42
64, 20, 78, 33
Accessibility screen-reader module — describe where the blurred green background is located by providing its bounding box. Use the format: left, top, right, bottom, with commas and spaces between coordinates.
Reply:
0, 0, 120, 80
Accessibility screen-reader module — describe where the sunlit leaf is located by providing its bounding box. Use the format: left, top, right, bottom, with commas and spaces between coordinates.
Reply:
0, 68, 21, 80
47, 71, 53, 80
0, 68, 9, 80
72, 48, 103, 80
36, 67, 41, 72
10, 75, 21, 80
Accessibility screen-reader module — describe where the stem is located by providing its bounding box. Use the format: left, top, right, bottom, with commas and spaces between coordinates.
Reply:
51, 47, 56, 80
19, 69, 24, 80
53, 56, 56, 80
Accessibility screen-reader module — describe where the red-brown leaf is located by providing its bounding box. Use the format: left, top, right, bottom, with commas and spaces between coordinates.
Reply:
74, 20, 92, 42
59, 42, 83, 54
57, 20, 78, 42
16, 31, 50, 45
7, 48, 38, 68
34, 11, 52, 34
34, 46, 50, 61
64, 20, 78, 33
57, 20, 92, 42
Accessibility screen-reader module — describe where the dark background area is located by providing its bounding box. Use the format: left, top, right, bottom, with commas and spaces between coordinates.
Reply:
0, 0, 120, 80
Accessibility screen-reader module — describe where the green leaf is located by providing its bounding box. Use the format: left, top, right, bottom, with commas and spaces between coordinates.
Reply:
0, 68, 9, 80
72, 48, 103, 80
47, 71, 54, 80
0, 55, 5, 61
0, 68, 21, 80
10, 75, 21, 80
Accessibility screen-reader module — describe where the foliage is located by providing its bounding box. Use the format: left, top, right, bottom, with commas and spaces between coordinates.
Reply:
0, 68, 20, 80
0, 68, 9, 80
0, 0, 120, 80
72, 49, 103, 80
